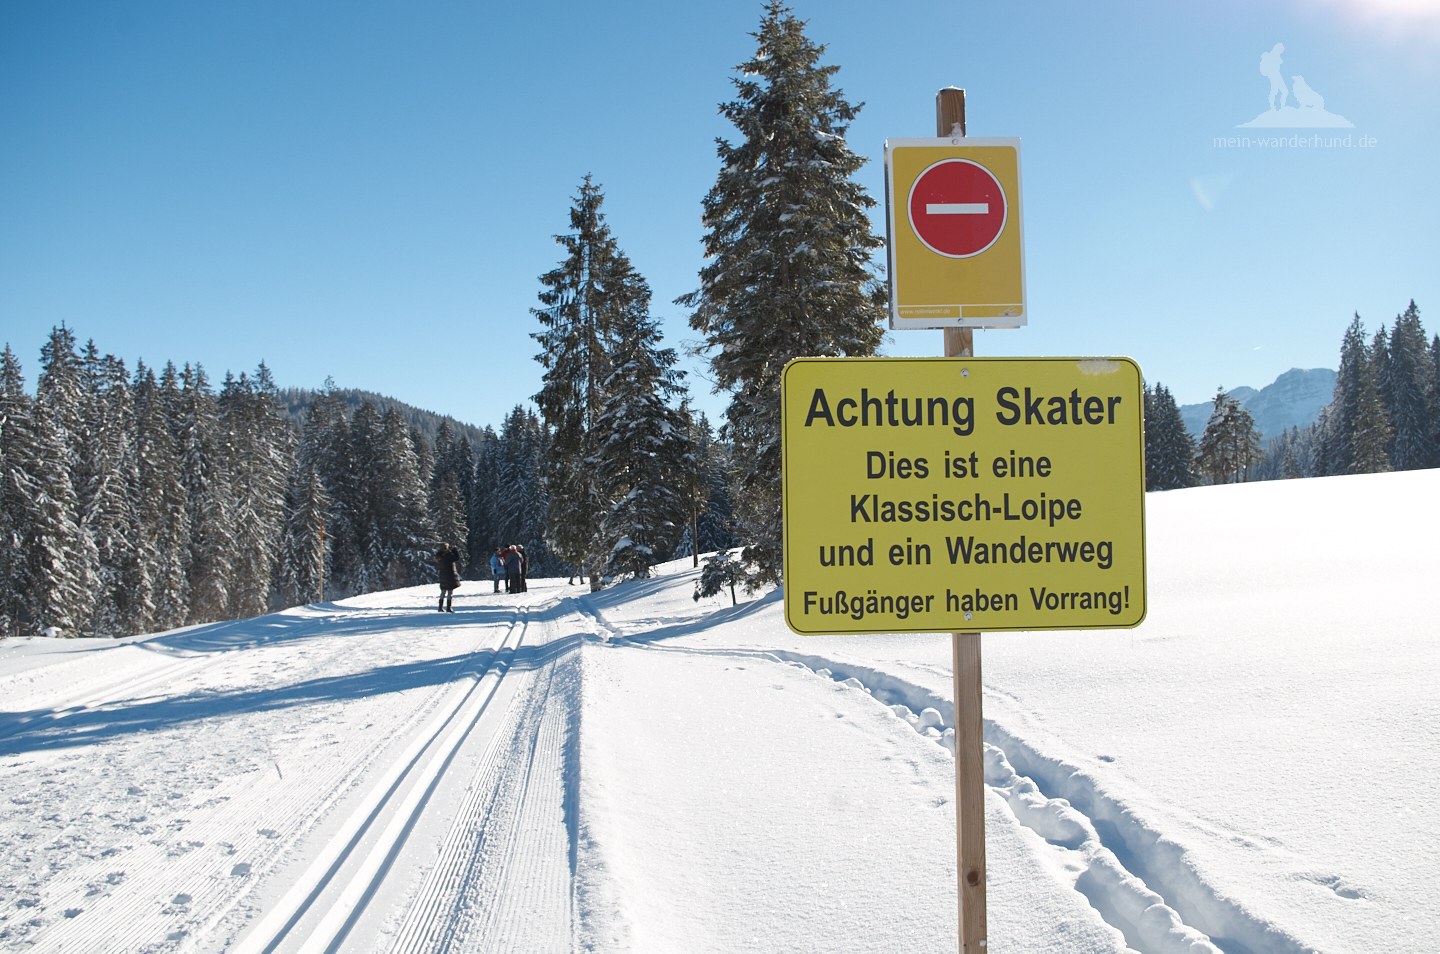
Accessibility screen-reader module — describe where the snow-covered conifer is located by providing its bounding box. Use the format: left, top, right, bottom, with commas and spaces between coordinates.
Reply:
219, 364, 295, 618
133, 362, 189, 629
679, 3, 885, 582
591, 310, 693, 582
1143, 382, 1195, 491
1, 346, 35, 637
375, 408, 437, 588
1382, 301, 1432, 470
1351, 345, 1392, 474
80, 347, 145, 635
178, 364, 236, 623
533, 177, 640, 580
1322, 315, 1369, 475
1196, 388, 1264, 484
428, 421, 468, 566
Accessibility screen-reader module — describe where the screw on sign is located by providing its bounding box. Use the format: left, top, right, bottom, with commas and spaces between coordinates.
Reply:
907, 159, 1008, 259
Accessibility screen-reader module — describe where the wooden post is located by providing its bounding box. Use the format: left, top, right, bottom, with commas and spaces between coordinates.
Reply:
939, 84, 987, 953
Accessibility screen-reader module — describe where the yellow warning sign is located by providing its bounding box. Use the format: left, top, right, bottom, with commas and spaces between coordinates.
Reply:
781, 357, 1145, 634
885, 138, 1025, 329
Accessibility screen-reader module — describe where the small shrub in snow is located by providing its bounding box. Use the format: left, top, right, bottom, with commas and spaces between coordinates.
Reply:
693, 549, 750, 606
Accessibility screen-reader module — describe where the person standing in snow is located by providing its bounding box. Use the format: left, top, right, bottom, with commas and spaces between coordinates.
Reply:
490, 548, 504, 594
504, 546, 523, 595
516, 545, 529, 593
436, 543, 461, 612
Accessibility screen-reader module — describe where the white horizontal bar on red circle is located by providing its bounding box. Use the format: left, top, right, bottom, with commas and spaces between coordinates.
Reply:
926, 203, 989, 215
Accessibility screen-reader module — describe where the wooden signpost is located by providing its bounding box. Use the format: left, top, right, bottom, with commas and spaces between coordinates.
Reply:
780, 88, 1148, 954
940, 88, 987, 954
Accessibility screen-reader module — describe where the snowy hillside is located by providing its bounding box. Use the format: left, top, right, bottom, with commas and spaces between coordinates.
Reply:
1180, 368, 1336, 443
1, 469, 1435, 952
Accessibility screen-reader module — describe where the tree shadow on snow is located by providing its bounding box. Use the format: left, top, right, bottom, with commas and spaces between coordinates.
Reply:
601, 587, 783, 645
0, 632, 585, 756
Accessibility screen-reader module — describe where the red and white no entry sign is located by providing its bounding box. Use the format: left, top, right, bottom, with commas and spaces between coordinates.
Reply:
906, 158, 1008, 259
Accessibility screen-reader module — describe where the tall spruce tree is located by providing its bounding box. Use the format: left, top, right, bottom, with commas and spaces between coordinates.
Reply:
532, 177, 639, 582
219, 365, 295, 619
178, 364, 235, 623
1382, 301, 1432, 470
679, 2, 885, 583
1351, 342, 1392, 473
428, 420, 468, 566
133, 362, 189, 629
591, 310, 694, 581
375, 407, 436, 588
36, 326, 98, 630
1195, 388, 1264, 484
80, 347, 144, 635
1324, 314, 1369, 475
1143, 382, 1195, 491
1, 347, 35, 636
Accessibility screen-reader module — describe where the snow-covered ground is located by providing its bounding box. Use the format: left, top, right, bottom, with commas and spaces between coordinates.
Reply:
1, 470, 1436, 952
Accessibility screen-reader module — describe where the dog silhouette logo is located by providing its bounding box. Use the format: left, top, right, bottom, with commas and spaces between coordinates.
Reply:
1238, 44, 1354, 128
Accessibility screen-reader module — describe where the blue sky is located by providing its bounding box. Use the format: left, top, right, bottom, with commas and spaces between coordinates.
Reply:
2, 0, 1437, 430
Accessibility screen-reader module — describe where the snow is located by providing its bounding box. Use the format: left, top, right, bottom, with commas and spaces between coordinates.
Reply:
1, 470, 1436, 952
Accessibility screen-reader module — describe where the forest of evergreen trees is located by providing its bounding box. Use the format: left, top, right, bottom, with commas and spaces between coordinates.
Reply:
1143, 301, 1439, 489
0, 317, 742, 637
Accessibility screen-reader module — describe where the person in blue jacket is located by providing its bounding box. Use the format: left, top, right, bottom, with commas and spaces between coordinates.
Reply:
490, 548, 504, 594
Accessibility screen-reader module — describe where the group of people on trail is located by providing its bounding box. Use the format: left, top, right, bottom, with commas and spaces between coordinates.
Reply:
431, 542, 529, 612
491, 545, 528, 594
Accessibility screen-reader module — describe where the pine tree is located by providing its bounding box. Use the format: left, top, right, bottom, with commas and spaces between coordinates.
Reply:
133, 362, 189, 629
673, 407, 716, 567
0, 347, 35, 637
591, 310, 694, 581
15, 399, 87, 635
1382, 301, 1432, 470
375, 407, 437, 588
679, 2, 885, 583
1430, 332, 1440, 468
428, 421, 468, 566
1350, 343, 1392, 474
80, 347, 144, 635
532, 177, 638, 582
178, 364, 236, 623
1143, 382, 1195, 491
1323, 314, 1369, 476
281, 462, 331, 607
492, 407, 553, 575
470, 425, 502, 558
36, 326, 98, 631
309, 388, 359, 597
220, 364, 295, 619
346, 401, 386, 593
1195, 388, 1265, 484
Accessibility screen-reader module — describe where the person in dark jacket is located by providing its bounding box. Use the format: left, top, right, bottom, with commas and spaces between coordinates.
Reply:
436, 543, 461, 612
503, 546, 523, 595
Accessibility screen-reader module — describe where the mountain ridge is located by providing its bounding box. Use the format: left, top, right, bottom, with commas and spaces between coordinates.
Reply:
1179, 367, 1336, 444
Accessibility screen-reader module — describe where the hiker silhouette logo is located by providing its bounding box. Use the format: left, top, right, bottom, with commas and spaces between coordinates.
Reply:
1238, 44, 1354, 128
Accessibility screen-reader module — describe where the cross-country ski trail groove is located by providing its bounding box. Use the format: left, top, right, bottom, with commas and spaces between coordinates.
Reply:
580, 596, 1312, 954
2, 595, 534, 953
385, 618, 578, 954
230, 598, 538, 954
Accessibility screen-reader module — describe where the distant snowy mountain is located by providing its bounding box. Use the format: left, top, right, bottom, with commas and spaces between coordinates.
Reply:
1179, 367, 1336, 443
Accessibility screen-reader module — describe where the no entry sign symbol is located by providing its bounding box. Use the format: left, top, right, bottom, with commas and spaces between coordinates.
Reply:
906, 158, 1008, 259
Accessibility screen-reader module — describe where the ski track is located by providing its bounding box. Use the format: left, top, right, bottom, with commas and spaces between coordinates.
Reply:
227, 600, 540, 954
0, 596, 540, 953
586, 599, 1316, 954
